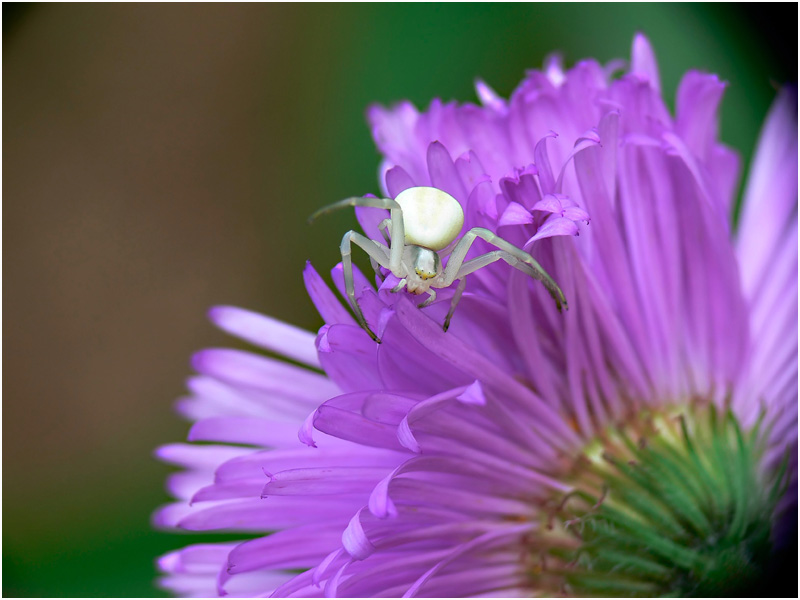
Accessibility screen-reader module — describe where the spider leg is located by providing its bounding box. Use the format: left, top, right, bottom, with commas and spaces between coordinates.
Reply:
451, 250, 544, 293
451, 250, 537, 278
437, 238, 460, 258
369, 257, 385, 282
309, 196, 405, 271
369, 219, 393, 281
378, 218, 392, 245
443, 227, 566, 310
443, 278, 467, 332
391, 278, 407, 293
341, 230, 392, 342
418, 287, 437, 308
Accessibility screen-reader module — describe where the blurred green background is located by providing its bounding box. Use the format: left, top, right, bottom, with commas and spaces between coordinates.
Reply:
3, 3, 796, 597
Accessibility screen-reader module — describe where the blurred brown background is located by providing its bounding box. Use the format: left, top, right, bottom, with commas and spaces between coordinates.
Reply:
3, 3, 796, 596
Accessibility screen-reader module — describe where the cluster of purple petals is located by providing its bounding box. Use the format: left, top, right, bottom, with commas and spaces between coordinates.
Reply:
155, 35, 798, 597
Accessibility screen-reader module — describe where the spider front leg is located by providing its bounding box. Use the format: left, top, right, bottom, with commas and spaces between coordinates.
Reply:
310, 196, 405, 272
443, 227, 567, 310
369, 219, 394, 282
340, 231, 392, 343
391, 278, 407, 293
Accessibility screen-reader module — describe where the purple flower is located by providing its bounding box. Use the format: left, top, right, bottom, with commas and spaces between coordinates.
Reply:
155, 35, 797, 597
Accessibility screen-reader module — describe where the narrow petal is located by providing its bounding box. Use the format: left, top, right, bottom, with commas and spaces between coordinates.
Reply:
303, 262, 356, 326
426, 141, 467, 202
498, 201, 533, 227
188, 417, 302, 448
208, 306, 321, 368
630, 33, 661, 93
737, 87, 798, 298
384, 165, 416, 198
530, 216, 578, 241
192, 348, 338, 403
226, 525, 344, 574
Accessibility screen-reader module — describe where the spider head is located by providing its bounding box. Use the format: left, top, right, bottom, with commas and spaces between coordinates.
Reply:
410, 245, 441, 281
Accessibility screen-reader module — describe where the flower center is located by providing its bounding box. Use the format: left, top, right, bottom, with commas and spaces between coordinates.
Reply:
533, 405, 788, 597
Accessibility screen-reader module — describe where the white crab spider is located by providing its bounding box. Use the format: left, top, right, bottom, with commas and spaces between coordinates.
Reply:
310, 186, 566, 343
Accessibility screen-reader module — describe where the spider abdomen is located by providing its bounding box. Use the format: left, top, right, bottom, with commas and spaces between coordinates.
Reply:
395, 186, 464, 251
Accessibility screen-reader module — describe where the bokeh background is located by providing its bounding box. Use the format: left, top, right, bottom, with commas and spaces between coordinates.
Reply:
3, 3, 797, 597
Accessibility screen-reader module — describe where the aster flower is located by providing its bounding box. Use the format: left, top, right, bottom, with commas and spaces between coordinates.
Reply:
155, 34, 797, 597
